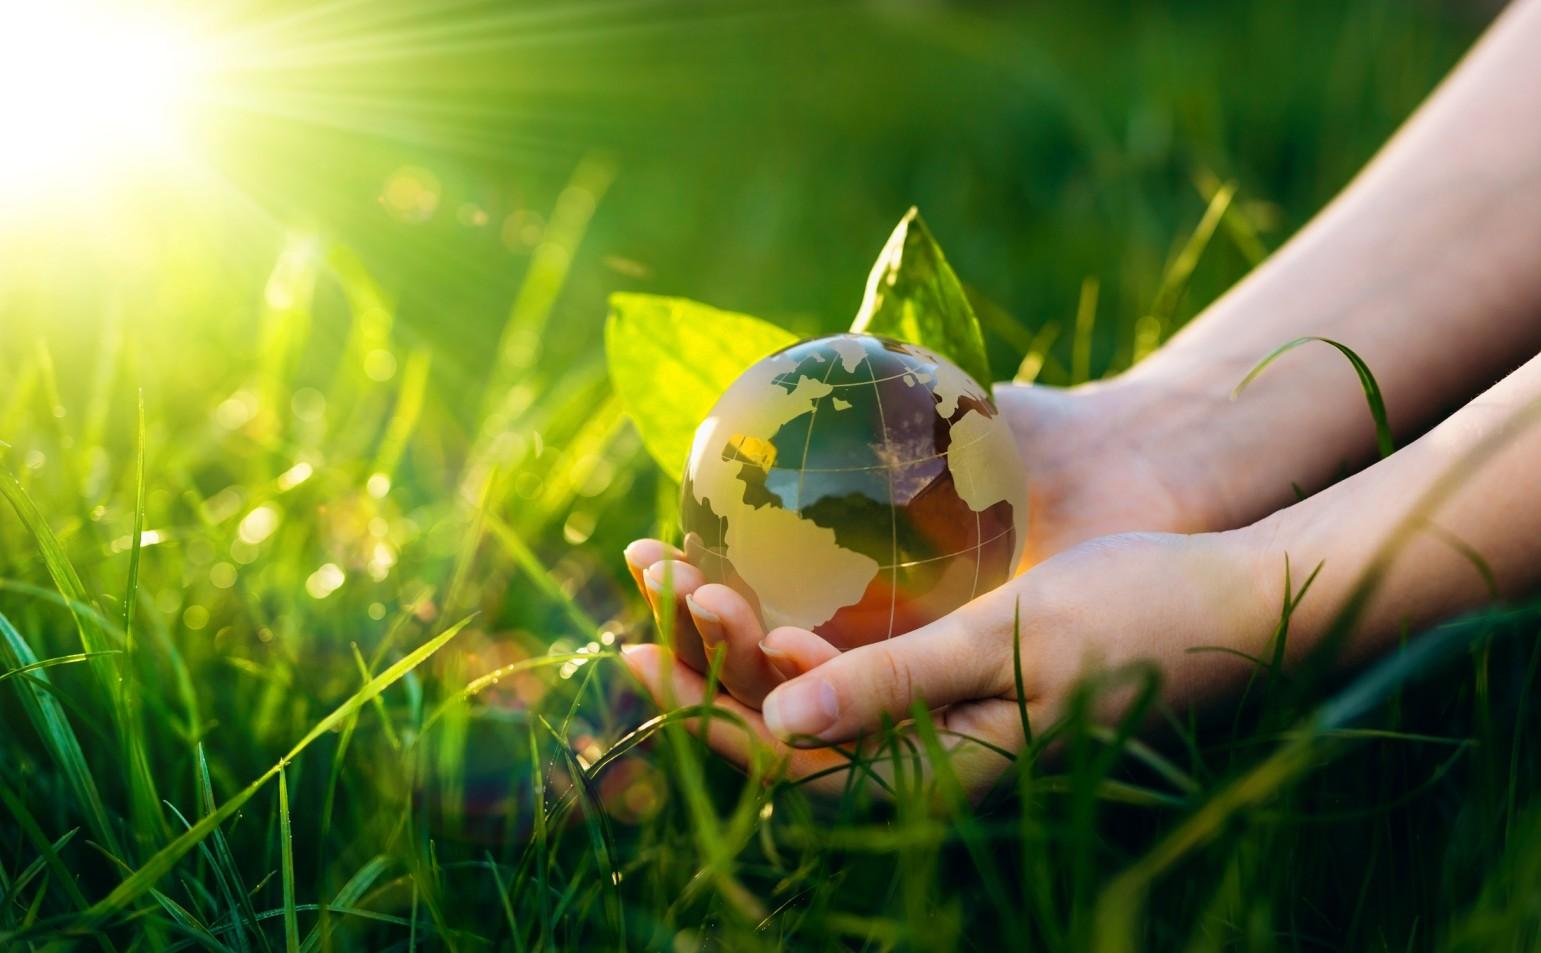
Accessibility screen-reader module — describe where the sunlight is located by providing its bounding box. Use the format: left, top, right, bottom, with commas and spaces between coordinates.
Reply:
0, 2, 207, 205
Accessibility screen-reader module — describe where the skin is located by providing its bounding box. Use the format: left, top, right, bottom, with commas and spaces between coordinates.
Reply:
621, 0, 1541, 797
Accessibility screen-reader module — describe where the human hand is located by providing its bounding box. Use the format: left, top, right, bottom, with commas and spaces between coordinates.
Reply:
622, 379, 1240, 697
621, 529, 1271, 796
991, 380, 1238, 565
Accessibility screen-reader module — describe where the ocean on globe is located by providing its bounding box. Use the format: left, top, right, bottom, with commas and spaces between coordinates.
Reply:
680, 333, 1028, 649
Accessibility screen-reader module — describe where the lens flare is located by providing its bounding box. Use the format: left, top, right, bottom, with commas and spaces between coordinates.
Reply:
0, 2, 206, 206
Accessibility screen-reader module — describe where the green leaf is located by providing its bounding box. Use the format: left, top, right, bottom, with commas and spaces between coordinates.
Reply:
605, 293, 797, 477
850, 207, 992, 389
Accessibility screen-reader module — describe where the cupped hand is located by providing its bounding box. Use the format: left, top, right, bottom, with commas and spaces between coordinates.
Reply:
619, 381, 1265, 794
622, 381, 1228, 692
992, 381, 1238, 565
622, 529, 1272, 797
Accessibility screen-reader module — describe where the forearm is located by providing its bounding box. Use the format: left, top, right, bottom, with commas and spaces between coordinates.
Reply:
1108, 0, 1541, 526
1245, 352, 1541, 664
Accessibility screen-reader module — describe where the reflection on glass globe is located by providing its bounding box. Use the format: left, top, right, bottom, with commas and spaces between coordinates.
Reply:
681, 333, 1028, 649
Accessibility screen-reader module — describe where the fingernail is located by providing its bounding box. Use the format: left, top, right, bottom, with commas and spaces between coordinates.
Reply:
758, 640, 798, 681
623, 545, 650, 594
763, 678, 839, 742
643, 567, 665, 596
618, 643, 649, 673
686, 595, 723, 645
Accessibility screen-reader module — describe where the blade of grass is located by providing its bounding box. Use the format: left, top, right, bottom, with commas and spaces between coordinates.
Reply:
279, 767, 299, 952
1131, 181, 1237, 364
6, 828, 78, 901
163, 798, 253, 953
0, 781, 114, 952
196, 744, 263, 953
121, 390, 167, 850
30, 339, 97, 535
485, 852, 527, 953
1012, 598, 1033, 751
50, 616, 472, 942
1232, 336, 1394, 458
298, 855, 388, 953
1092, 604, 1525, 953
0, 611, 120, 858
86, 841, 226, 952
484, 512, 601, 636
469, 155, 614, 484
368, 348, 431, 482
0, 470, 118, 697
350, 642, 400, 750
1071, 277, 1098, 384
123, 391, 146, 659
0, 651, 120, 685
525, 719, 554, 950
538, 715, 626, 945
910, 706, 1021, 939
306, 705, 354, 953
1012, 322, 1063, 385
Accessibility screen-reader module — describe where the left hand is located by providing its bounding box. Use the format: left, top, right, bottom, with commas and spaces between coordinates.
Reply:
617, 378, 1247, 703
621, 529, 1273, 797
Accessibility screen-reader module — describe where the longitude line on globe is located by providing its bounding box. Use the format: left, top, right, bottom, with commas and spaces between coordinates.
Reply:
772, 368, 919, 390
968, 508, 983, 603
793, 352, 847, 513
862, 352, 901, 639
688, 526, 1012, 573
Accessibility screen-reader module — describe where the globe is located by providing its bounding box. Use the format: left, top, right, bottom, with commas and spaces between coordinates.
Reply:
680, 333, 1028, 649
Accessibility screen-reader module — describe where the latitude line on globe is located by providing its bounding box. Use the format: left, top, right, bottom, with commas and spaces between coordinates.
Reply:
769, 368, 922, 390
689, 525, 1013, 573
763, 427, 997, 474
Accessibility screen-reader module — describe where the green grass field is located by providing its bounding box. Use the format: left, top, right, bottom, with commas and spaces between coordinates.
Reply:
3, 1, 1539, 949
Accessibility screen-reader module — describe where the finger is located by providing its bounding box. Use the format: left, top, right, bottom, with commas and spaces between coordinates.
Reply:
641, 559, 709, 673
622, 539, 683, 596
619, 644, 856, 796
620, 645, 1026, 800
758, 626, 841, 682
686, 583, 783, 706
759, 596, 1017, 746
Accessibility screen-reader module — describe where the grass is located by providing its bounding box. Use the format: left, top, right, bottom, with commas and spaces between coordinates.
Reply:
3, 0, 1539, 950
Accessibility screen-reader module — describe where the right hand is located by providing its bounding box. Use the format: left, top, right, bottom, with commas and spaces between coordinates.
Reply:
620, 528, 1271, 798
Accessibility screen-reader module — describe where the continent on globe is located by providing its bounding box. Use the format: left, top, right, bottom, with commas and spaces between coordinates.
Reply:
680, 333, 1028, 650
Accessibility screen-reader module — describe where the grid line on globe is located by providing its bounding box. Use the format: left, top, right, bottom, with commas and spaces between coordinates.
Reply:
862, 350, 903, 638
682, 333, 1029, 651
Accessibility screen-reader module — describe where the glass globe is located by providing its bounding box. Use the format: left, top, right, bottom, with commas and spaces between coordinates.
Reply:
681, 333, 1028, 649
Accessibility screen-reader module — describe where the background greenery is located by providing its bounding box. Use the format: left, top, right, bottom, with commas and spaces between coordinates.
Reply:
3, 0, 1536, 950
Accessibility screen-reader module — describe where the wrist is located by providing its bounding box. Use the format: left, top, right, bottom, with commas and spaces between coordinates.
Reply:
1153, 522, 1304, 709
1072, 370, 1258, 532
1227, 501, 1361, 668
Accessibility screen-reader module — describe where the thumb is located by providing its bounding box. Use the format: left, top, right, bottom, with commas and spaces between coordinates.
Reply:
760, 601, 1015, 746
